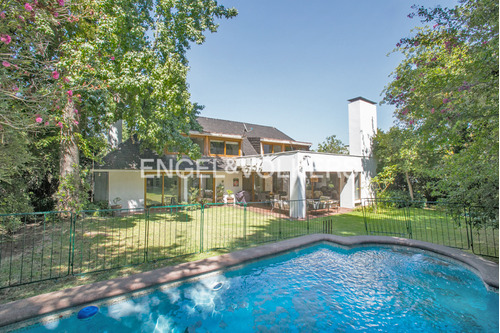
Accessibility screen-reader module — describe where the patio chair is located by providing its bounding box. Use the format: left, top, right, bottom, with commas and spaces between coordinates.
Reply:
271, 195, 280, 212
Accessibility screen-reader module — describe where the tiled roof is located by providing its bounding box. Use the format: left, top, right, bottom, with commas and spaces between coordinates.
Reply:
97, 117, 310, 169
196, 117, 295, 141
95, 137, 228, 171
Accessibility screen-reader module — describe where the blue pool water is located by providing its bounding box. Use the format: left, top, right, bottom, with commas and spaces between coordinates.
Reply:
19, 245, 499, 332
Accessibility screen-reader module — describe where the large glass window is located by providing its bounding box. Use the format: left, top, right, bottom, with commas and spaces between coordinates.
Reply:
191, 137, 205, 155
263, 144, 272, 154
272, 173, 289, 198
200, 174, 214, 200
146, 175, 179, 207
146, 175, 163, 206
163, 176, 178, 205
210, 140, 224, 155
273, 145, 282, 153
226, 142, 239, 155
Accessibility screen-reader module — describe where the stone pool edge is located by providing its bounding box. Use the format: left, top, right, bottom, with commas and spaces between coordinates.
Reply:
0, 234, 498, 328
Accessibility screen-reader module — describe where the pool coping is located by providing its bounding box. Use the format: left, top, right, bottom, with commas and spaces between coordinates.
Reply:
0, 234, 498, 328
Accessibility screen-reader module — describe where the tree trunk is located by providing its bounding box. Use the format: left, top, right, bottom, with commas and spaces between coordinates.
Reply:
405, 171, 414, 201
57, 99, 80, 211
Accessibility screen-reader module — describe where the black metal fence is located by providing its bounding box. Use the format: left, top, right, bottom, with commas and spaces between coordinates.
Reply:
361, 199, 499, 258
0, 199, 498, 289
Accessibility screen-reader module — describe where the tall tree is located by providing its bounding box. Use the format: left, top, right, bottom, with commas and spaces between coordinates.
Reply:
382, 0, 498, 216
317, 135, 348, 154
372, 128, 420, 200
1, 0, 237, 211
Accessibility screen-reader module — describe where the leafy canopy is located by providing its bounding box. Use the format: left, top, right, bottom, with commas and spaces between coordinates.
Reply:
382, 0, 498, 213
317, 135, 348, 155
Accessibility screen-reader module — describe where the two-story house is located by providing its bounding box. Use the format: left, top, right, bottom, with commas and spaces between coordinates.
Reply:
93, 97, 377, 217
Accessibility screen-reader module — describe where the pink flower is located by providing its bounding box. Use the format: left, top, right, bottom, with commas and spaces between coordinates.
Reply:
44, 121, 49, 126
67, 90, 73, 96
52, 70, 59, 79
433, 24, 438, 29
402, 109, 408, 115
56, 122, 63, 128
441, 109, 446, 113
110, 56, 115, 60
431, 108, 435, 113
74, 120, 79, 125
443, 98, 449, 104
74, 109, 78, 114
1, 34, 11, 44
409, 120, 414, 125
0, 12, 5, 19
24, 3, 33, 11
410, 88, 415, 92
2, 61, 10, 67
58, 0, 64, 5
13, 85, 19, 91
63, 77, 70, 83
35, 116, 42, 123
54, 12, 59, 17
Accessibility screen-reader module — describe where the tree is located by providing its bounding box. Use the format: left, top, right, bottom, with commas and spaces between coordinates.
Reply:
1, 0, 237, 211
317, 135, 348, 154
372, 128, 419, 200
382, 0, 498, 217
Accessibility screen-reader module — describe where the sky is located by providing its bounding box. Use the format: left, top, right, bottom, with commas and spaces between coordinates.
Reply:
185, 0, 458, 148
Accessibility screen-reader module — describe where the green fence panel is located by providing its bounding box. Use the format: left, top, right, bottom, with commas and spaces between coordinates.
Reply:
1, 198, 497, 291
72, 208, 147, 275
147, 205, 202, 262
362, 199, 498, 259
0, 211, 72, 289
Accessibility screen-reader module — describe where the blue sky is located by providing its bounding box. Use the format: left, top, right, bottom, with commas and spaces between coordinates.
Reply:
186, 0, 457, 148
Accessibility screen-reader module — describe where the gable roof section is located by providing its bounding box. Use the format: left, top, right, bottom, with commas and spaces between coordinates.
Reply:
196, 117, 311, 156
96, 138, 228, 170
196, 117, 295, 141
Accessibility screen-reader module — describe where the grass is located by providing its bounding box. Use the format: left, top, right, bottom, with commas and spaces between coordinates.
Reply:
0, 204, 497, 305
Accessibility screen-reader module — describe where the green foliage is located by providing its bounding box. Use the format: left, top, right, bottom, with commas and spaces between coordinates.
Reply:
316, 135, 348, 154
382, 0, 498, 218
188, 187, 200, 204
216, 183, 225, 202
0, 0, 237, 213
378, 190, 426, 208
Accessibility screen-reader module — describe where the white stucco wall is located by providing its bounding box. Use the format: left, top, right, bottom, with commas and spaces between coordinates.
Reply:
108, 170, 145, 209
235, 151, 374, 212
348, 99, 377, 157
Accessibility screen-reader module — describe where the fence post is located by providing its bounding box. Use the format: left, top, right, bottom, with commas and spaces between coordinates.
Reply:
306, 201, 310, 234
243, 203, 247, 244
200, 204, 204, 253
405, 205, 413, 239
466, 206, 474, 253
144, 208, 150, 263
362, 201, 369, 235
69, 212, 76, 276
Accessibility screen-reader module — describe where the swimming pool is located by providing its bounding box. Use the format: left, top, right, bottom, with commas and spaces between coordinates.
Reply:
14, 243, 499, 332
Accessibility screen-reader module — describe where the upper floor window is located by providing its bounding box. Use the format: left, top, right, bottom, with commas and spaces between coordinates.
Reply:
226, 141, 239, 155
191, 137, 205, 154
262, 142, 287, 154
210, 140, 225, 155
209, 139, 240, 156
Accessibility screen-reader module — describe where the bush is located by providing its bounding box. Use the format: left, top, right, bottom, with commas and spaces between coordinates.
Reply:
378, 190, 426, 208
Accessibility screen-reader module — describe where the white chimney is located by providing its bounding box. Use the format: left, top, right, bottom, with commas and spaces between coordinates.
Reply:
108, 120, 123, 148
348, 97, 377, 157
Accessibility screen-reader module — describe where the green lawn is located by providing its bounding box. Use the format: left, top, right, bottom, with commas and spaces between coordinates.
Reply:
0, 204, 497, 304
